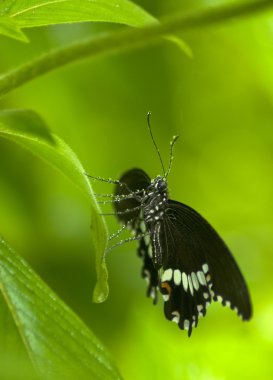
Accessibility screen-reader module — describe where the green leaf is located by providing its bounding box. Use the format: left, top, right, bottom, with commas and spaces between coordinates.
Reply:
0, 237, 121, 380
1, 0, 272, 98
0, 294, 39, 379
0, 0, 190, 56
0, 109, 108, 303
0, 0, 156, 28
0, 14, 28, 41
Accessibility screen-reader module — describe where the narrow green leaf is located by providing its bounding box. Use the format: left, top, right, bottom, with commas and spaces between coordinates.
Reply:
0, 109, 108, 303
0, 0, 272, 98
0, 237, 121, 379
0, 0, 155, 28
0, 14, 28, 41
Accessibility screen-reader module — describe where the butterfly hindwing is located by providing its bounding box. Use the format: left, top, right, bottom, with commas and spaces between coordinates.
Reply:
137, 229, 159, 304
158, 200, 252, 335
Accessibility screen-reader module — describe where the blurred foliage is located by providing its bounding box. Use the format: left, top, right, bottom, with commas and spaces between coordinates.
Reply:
0, 0, 273, 379
0, 108, 109, 303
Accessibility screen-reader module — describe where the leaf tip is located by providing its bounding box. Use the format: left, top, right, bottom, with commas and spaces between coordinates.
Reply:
92, 259, 109, 303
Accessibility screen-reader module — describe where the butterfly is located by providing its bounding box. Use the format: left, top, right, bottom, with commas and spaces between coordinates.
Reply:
112, 113, 252, 337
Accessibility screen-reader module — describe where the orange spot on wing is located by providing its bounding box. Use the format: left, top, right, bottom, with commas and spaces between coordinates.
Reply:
161, 281, 172, 295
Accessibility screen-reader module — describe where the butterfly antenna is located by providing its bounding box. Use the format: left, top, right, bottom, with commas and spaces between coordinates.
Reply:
165, 135, 179, 178
147, 112, 166, 175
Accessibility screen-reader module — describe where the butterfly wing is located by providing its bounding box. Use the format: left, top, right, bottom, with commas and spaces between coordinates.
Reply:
158, 200, 252, 336
115, 168, 150, 224
114, 169, 159, 303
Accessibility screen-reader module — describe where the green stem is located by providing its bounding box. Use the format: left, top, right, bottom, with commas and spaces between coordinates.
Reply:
0, 0, 272, 98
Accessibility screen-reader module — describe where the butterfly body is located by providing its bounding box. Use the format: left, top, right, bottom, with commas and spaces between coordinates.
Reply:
141, 176, 169, 268
115, 168, 252, 337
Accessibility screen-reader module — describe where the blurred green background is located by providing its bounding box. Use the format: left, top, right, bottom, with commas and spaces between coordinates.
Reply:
1, 0, 273, 379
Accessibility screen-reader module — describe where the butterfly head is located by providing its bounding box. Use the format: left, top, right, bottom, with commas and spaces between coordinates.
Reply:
152, 176, 168, 194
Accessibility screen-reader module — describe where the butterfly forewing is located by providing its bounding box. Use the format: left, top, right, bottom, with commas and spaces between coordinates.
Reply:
115, 168, 150, 224
115, 169, 160, 303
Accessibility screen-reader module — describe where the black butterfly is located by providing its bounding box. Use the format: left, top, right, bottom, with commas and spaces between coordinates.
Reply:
112, 114, 252, 337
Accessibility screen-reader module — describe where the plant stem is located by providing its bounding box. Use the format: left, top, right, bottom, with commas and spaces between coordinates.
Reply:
0, 0, 272, 98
